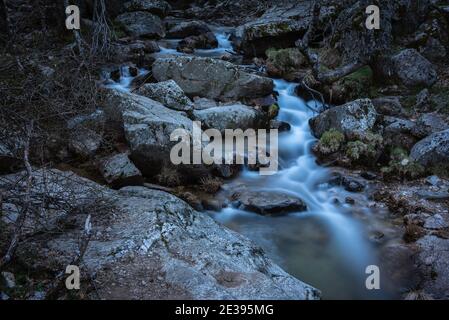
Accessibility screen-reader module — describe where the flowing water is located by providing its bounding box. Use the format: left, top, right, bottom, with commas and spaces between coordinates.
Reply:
106, 29, 401, 299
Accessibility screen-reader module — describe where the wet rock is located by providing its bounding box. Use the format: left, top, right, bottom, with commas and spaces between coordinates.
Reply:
177, 32, 218, 53
166, 20, 211, 38
152, 56, 273, 101
417, 236, 449, 299
124, 0, 171, 17
115, 11, 165, 39
411, 113, 448, 139
135, 80, 194, 112
193, 103, 263, 133
99, 153, 143, 189
6, 171, 319, 300
233, 190, 307, 216
380, 243, 422, 294
329, 173, 366, 193
371, 97, 404, 116
309, 99, 377, 139
270, 120, 291, 132
410, 129, 449, 166
360, 171, 377, 181
375, 49, 437, 88
0, 292, 9, 300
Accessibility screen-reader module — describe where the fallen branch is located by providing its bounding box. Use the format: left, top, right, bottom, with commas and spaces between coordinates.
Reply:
0, 121, 33, 271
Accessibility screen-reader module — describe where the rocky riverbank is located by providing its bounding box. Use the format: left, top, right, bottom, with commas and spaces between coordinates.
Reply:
1, 0, 449, 300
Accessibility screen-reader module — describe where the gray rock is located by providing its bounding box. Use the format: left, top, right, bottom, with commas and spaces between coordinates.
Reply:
135, 80, 194, 112
371, 97, 404, 116
417, 235, 449, 299
67, 110, 105, 158
309, 99, 377, 139
382, 116, 417, 150
124, 0, 171, 17
177, 32, 218, 53
412, 113, 448, 139
1, 272, 15, 288
411, 129, 449, 166
415, 88, 432, 111
193, 97, 218, 110
115, 11, 165, 39
193, 103, 262, 133
100, 153, 143, 188
233, 2, 321, 56
152, 56, 273, 101
121, 92, 193, 176
377, 49, 437, 87
4, 171, 319, 300
166, 20, 211, 38
233, 190, 307, 216
424, 214, 449, 230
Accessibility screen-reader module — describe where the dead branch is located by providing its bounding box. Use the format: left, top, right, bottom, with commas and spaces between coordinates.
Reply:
0, 121, 33, 270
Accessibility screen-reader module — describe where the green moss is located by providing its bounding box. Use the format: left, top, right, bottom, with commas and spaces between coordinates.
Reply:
345, 131, 383, 163
346, 140, 366, 161
317, 129, 345, 154
430, 164, 449, 178
333, 66, 374, 102
265, 47, 305, 75
268, 103, 279, 119
381, 147, 425, 180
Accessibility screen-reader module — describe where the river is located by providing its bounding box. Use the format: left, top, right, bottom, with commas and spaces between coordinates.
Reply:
107, 29, 401, 300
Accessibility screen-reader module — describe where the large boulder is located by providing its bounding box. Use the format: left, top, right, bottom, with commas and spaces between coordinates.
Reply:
166, 20, 211, 38
134, 80, 194, 112
410, 129, 449, 166
233, 2, 319, 56
309, 99, 377, 139
152, 56, 273, 101
115, 11, 165, 39
374, 49, 437, 88
0, 170, 320, 300
124, 0, 171, 17
99, 153, 143, 188
193, 103, 263, 133
120, 93, 193, 176
232, 190, 307, 216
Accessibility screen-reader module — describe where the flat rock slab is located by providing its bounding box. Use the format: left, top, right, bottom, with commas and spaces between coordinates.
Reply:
233, 190, 307, 216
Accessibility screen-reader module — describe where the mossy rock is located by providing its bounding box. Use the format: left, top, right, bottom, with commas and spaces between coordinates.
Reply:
315, 129, 345, 155
265, 47, 305, 77
324, 66, 374, 104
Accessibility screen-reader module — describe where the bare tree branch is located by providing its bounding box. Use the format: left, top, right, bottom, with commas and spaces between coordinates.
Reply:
0, 121, 33, 270
296, 1, 367, 86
